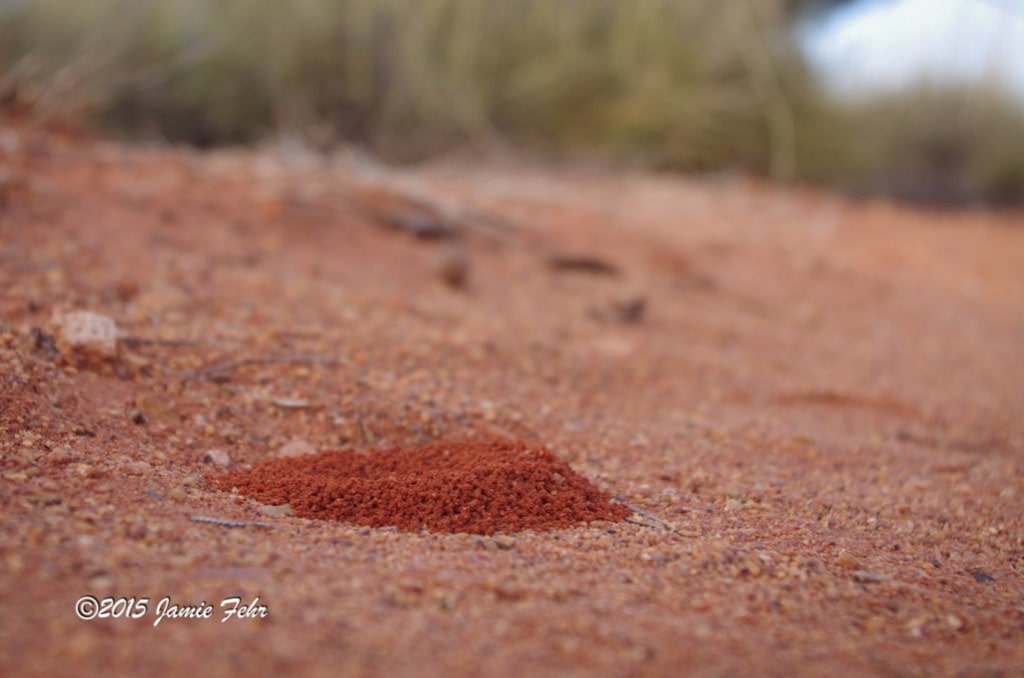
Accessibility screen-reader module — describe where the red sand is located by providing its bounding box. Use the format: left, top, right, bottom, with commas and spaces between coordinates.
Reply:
213, 439, 630, 534
4, 113, 1024, 675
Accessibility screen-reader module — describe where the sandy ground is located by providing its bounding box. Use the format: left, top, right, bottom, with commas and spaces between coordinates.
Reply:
1, 114, 1023, 676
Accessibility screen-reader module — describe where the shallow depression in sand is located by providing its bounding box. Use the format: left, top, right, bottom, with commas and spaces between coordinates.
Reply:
213, 439, 630, 535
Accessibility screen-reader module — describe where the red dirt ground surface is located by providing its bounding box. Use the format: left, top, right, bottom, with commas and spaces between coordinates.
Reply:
1, 112, 1023, 675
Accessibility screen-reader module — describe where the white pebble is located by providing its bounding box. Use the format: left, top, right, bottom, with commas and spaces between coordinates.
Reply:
204, 449, 231, 467
277, 438, 316, 458
51, 311, 119, 361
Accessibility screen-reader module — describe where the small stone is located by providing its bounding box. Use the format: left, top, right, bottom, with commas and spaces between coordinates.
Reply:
852, 570, 887, 583
124, 522, 148, 540
436, 245, 469, 290
112, 279, 140, 302
169, 487, 188, 502
47, 446, 79, 465
972, 570, 996, 584
835, 550, 860, 570
132, 393, 181, 426
479, 536, 515, 551
907, 615, 929, 637
203, 449, 231, 467
260, 503, 295, 518
271, 397, 310, 409
597, 296, 646, 324
277, 438, 316, 458
50, 311, 119, 361
121, 352, 150, 369
946, 614, 964, 631
127, 461, 152, 475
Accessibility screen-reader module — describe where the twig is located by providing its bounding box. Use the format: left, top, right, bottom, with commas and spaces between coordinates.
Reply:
337, 183, 518, 244
547, 255, 621, 276
625, 516, 659, 529
356, 416, 375, 445
191, 516, 274, 529
182, 353, 347, 382
615, 499, 678, 532
121, 336, 202, 347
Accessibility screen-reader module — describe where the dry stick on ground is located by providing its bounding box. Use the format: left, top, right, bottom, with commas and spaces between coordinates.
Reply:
181, 353, 348, 382
624, 516, 661, 529
615, 500, 678, 533
121, 336, 203, 347
337, 184, 518, 245
190, 516, 274, 529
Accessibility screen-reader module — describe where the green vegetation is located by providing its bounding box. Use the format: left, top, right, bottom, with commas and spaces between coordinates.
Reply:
837, 86, 1024, 206
1, 0, 1022, 206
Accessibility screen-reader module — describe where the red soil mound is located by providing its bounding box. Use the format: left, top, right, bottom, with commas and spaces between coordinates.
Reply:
213, 439, 630, 535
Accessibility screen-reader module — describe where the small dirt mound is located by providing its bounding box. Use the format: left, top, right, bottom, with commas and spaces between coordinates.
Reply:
213, 439, 629, 535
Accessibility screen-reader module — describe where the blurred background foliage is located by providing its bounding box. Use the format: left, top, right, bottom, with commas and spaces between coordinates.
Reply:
1, 0, 1022, 206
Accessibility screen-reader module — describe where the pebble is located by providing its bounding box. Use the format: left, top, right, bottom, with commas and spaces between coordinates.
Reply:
260, 504, 295, 518
124, 521, 148, 540
277, 439, 316, 458
436, 244, 469, 290
852, 570, 887, 583
132, 393, 182, 426
181, 475, 203, 489
478, 536, 516, 551
835, 550, 860, 570
50, 310, 119, 361
271, 397, 311, 409
203, 449, 231, 468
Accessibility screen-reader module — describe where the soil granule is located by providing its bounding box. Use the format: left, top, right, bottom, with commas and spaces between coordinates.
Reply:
213, 439, 630, 534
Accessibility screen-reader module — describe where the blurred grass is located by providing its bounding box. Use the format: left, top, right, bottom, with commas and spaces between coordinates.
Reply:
1, 0, 1022, 206
837, 85, 1024, 206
